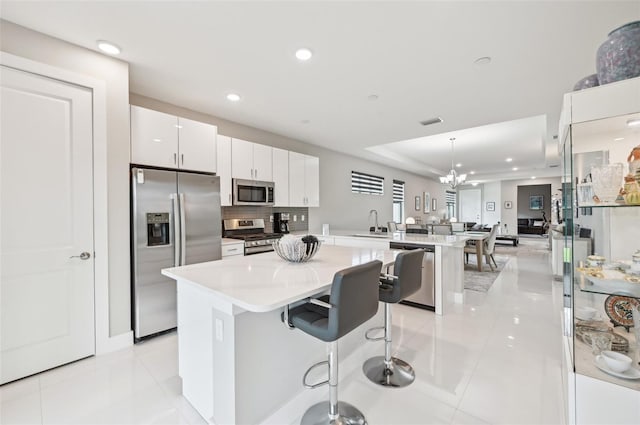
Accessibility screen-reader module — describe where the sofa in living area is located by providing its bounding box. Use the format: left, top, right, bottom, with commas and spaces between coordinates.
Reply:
518, 218, 547, 235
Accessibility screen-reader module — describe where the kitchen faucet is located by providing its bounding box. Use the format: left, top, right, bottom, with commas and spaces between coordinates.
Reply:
369, 209, 380, 233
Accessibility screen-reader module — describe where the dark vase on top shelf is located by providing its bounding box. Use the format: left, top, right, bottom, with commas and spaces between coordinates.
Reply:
596, 20, 640, 85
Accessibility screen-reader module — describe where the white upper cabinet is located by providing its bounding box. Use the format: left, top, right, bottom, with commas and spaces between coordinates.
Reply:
130, 105, 217, 173
131, 106, 178, 169
178, 116, 217, 173
272, 148, 289, 206
289, 152, 320, 207
304, 155, 320, 207
217, 135, 232, 206
231, 138, 272, 181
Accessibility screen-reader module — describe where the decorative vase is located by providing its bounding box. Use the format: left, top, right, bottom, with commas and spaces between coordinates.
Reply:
596, 20, 640, 85
573, 74, 599, 91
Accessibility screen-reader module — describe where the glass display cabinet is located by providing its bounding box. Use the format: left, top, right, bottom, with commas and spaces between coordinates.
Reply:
559, 76, 640, 424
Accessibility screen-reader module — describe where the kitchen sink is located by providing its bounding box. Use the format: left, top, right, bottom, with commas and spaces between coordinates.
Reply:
350, 233, 390, 239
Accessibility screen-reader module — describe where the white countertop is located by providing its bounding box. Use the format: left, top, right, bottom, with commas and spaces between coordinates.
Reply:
308, 229, 469, 247
162, 244, 400, 313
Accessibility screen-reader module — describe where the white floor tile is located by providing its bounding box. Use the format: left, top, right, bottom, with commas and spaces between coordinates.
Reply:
0, 392, 42, 424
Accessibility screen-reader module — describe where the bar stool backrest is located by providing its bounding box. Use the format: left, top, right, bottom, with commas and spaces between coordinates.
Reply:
381, 250, 423, 303
328, 260, 382, 341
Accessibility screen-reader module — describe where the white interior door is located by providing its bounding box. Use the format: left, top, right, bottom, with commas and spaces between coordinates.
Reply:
459, 189, 482, 224
1, 65, 95, 384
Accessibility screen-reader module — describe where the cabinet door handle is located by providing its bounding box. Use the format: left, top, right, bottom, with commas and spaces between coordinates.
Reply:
181, 154, 184, 165
173, 153, 177, 164
228, 248, 239, 252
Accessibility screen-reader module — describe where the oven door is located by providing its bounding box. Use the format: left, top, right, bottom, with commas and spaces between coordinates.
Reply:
233, 179, 274, 206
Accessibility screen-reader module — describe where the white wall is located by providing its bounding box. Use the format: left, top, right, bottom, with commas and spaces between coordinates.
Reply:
1, 20, 132, 337
483, 181, 502, 227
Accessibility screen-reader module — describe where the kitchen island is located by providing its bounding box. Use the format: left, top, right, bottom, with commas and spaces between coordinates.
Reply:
161, 243, 464, 424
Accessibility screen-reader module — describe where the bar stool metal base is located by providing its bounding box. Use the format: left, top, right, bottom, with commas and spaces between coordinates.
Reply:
362, 356, 415, 388
301, 401, 367, 425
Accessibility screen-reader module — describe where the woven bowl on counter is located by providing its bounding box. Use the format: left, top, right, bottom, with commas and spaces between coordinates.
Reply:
272, 235, 321, 263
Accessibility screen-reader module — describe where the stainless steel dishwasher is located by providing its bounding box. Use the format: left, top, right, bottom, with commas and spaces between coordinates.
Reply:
388, 242, 435, 311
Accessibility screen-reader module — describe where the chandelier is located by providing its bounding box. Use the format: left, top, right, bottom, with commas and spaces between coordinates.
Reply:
439, 137, 467, 189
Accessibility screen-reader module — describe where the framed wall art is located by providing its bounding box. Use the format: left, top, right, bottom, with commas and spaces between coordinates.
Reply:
486, 201, 495, 212
504, 201, 513, 209
432, 198, 437, 211
423, 192, 430, 213
529, 195, 544, 210
415, 195, 420, 211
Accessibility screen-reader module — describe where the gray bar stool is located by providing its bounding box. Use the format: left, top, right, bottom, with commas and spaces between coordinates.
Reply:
363, 249, 423, 387
283, 260, 382, 425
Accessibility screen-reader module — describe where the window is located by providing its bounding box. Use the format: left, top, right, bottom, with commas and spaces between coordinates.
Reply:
392, 180, 405, 223
351, 171, 384, 195
445, 190, 456, 219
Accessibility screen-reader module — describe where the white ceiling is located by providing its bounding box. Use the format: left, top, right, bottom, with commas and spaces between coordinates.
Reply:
2, 1, 639, 183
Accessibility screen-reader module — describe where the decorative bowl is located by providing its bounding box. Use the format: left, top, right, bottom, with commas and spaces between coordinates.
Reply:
601, 350, 633, 372
273, 235, 321, 263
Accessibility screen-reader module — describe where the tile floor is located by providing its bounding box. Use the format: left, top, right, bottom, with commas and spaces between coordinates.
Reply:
0, 239, 564, 425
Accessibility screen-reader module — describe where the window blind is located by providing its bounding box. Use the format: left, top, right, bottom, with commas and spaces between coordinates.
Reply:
351, 171, 384, 195
392, 180, 404, 203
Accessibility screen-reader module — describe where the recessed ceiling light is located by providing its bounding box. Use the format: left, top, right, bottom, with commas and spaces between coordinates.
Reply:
506, 158, 513, 162
531, 176, 536, 179
152, 138, 162, 143
627, 118, 640, 127
456, 163, 462, 168
470, 171, 476, 175
474, 56, 491, 65
295, 48, 313, 61
512, 167, 518, 171
97, 40, 120, 55
614, 137, 625, 141
471, 182, 479, 186
226, 93, 241, 102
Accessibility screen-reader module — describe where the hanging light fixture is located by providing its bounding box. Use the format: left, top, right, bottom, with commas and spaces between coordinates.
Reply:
439, 137, 467, 189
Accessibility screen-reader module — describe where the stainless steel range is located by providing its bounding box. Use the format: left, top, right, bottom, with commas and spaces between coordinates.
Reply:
223, 218, 283, 255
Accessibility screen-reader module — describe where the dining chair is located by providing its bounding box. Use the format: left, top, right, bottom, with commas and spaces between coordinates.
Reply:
464, 224, 499, 271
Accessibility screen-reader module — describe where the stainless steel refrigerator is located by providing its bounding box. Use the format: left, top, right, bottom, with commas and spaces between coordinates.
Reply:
131, 167, 221, 341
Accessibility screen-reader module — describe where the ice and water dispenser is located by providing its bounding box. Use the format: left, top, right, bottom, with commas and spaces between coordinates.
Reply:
146, 213, 170, 246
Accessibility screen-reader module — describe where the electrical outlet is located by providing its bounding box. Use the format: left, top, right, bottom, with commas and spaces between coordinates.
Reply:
301, 214, 305, 222
293, 215, 297, 222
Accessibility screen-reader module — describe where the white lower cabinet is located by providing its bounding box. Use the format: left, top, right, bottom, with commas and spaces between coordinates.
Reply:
222, 242, 244, 258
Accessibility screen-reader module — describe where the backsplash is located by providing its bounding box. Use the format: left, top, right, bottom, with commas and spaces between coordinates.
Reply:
222, 206, 309, 233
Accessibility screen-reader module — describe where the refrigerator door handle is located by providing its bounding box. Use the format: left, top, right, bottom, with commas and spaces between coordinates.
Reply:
171, 193, 181, 267
179, 193, 187, 266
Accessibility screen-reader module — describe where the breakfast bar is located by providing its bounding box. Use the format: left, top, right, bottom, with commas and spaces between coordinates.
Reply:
161, 243, 465, 424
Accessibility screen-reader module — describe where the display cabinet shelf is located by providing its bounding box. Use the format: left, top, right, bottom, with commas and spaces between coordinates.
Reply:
576, 271, 640, 298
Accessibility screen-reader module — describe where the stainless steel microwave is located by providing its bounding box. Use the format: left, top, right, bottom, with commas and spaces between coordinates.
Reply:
232, 179, 274, 206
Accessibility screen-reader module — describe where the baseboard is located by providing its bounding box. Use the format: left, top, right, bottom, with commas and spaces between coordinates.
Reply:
96, 331, 133, 355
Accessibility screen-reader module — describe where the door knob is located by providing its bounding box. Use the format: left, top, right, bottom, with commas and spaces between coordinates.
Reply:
70, 252, 91, 260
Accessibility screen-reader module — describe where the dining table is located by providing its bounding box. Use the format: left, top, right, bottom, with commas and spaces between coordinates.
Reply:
461, 231, 491, 271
